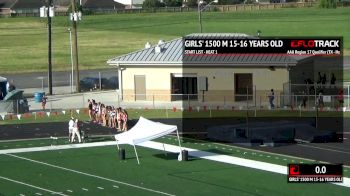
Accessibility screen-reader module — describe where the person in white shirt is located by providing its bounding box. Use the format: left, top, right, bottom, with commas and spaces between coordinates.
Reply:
71, 119, 81, 143
68, 117, 74, 143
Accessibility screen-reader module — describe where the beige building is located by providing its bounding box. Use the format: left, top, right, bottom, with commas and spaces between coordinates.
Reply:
107, 33, 298, 105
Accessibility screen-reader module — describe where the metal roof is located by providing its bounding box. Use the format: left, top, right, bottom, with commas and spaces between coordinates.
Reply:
107, 33, 298, 67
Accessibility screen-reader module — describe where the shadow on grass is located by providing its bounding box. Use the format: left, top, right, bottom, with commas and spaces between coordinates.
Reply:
168, 167, 263, 196
153, 153, 200, 162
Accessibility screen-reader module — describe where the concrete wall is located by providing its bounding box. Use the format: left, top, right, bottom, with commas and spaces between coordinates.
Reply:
121, 66, 289, 102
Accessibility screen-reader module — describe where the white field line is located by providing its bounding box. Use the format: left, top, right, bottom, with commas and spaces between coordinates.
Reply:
0, 141, 119, 154
0, 135, 114, 143
137, 141, 350, 189
298, 143, 350, 153
1, 139, 350, 188
0, 176, 68, 196
298, 144, 350, 155
169, 135, 350, 168
5, 154, 175, 196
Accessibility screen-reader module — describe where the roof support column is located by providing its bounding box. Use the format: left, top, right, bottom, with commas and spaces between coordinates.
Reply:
118, 65, 125, 101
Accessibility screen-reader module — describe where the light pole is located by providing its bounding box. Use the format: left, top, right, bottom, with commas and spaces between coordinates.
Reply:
198, 0, 218, 33
39, 1, 55, 95
68, 28, 74, 93
70, 0, 82, 92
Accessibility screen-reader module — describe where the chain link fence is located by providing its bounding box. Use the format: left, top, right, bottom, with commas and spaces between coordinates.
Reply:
2, 82, 349, 115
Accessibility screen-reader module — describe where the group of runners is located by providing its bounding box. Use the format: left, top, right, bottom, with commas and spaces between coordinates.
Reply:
88, 99, 128, 132
67, 99, 129, 143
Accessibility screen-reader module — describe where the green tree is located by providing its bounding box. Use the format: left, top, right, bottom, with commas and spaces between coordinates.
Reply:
219, 0, 244, 4
164, 0, 183, 6
186, 0, 198, 7
319, 0, 337, 8
143, 0, 165, 8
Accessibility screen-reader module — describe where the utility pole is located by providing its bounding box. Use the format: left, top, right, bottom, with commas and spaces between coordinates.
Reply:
71, 0, 80, 92
47, 0, 53, 95
198, 2, 202, 33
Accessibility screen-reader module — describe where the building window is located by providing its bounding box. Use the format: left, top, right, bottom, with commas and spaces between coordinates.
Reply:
171, 73, 198, 101
234, 73, 253, 101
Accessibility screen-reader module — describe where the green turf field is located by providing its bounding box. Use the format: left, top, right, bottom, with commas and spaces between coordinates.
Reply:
1, 135, 349, 178
1, 140, 350, 196
0, 7, 349, 73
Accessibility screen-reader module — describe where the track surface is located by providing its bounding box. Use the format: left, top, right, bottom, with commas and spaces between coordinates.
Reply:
1, 119, 349, 165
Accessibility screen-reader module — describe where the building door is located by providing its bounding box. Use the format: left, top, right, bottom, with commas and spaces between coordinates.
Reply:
134, 75, 146, 101
234, 73, 253, 101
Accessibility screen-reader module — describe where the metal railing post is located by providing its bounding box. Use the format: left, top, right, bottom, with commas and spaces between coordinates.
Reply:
16, 99, 19, 114
187, 94, 190, 108
50, 98, 52, 112
117, 91, 120, 107
82, 93, 85, 109
99, 72, 102, 90
254, 85, 256, 109
348, 85, 350, 107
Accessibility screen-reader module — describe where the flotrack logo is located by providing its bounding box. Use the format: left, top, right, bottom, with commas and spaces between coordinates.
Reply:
291, 40, 339, 48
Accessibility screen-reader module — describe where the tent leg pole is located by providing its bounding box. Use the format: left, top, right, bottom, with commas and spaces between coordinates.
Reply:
133, 145, 140, 165
176, 130, 182, 151
162, 143, 167, 156
116, 142, 120, 150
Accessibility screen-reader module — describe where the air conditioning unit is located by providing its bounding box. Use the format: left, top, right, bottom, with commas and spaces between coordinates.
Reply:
158, 40, 165, 45
145, 42, 151, 49
155, 45, 162, 53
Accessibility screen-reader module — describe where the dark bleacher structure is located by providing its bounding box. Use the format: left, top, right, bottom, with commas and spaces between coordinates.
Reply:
11, 0, 46, 9
0, 0, 16, 8
83, 0, 125, 10
205, 119, 341, 147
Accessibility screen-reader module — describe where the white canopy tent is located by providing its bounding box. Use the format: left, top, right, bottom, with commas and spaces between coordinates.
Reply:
114, 117, 182, 164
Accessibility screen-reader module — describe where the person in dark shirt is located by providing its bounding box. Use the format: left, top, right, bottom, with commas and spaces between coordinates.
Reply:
331, 73, 336, 85
317, 72, 322, 84
337, 89, 344, 108
321, 73, 327, 85
0, 88, 3, 100
268, 89, 275, 109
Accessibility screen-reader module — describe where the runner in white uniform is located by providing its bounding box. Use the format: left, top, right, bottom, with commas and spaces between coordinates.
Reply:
71, 119, 81, 143
68, 117, 74, 143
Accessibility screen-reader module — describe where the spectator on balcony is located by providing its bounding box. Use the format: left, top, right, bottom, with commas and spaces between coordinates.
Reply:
317, 72, 322, 84
337, 89, 344, 108
317, 91, 324, 108
321, 73, 327, 85
331, 73, 336, 85
301, 91, 307, 109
